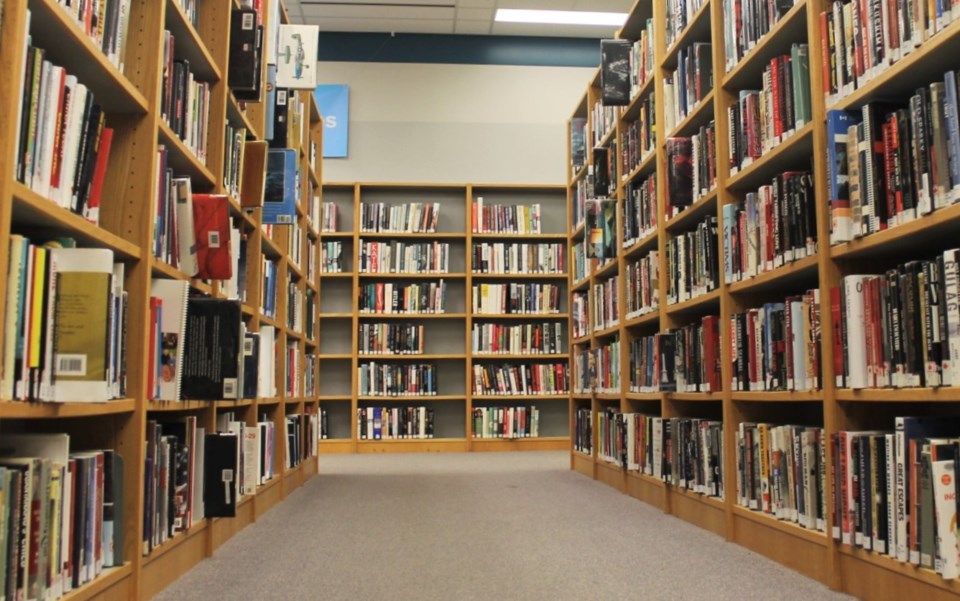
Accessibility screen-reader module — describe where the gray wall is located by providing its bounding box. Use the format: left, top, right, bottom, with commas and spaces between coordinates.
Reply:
317, 61, 596, 185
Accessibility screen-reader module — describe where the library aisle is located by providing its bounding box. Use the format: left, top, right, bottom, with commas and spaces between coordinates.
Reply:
154, 452, 848, 601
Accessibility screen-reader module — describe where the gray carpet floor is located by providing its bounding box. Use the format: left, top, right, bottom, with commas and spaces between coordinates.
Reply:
155, 452, 853, 601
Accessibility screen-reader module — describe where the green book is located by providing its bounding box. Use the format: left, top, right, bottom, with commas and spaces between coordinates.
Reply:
791, 43, 812, 126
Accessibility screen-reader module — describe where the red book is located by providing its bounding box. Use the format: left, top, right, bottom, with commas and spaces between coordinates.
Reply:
84, 127, 114, 224
770, 57, 782, 139
191, 194, 233, 280
819, 12, 832, 95
831, 286, 844, 387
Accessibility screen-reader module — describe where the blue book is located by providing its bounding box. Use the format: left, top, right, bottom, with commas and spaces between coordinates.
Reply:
826, 110, 860, 244
722, 203, 738, 283
262, 149, 297, 225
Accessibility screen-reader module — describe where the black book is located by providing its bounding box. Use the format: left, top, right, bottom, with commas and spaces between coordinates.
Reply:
242, 331, 260, 399
229, 10, 260, 93
593, 147, 610, 196
181, 298, 242, 400
666, 138, 693, 209
102, 450, 125, 567
203, 433, 238, 518
270, 88, 290, 149
600, 39, 631, 106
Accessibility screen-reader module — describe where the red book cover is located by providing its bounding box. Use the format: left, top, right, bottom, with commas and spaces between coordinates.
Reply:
51, 72, 69, 191
191, 194, 233, 280
882, 119, 897, 227
770, 57, 782, 139
839, 431, 850, 542
820, 12, 832, 95
831, 286, 844, 387
84, 127, 114, 224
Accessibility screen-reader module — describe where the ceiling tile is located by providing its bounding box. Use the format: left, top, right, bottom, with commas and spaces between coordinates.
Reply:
492, 21, 617, 38
302, 5, 455, 19
456, 7, 494, 20
572, 0, 633, 10
302, 0, 453, 4
456, 0, 496, 7
307, 17, 456, 34
454, 19, 493, 34
495, 0, 577, 9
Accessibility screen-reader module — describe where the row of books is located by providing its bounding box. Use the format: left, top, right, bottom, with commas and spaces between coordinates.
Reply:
573, 291, 589, 339
722, 170, 817, 283
358, 362, 438, 397
358, 281, 447, 314
357, 406, 435, 440
472, 406, 540, 439
619, 94, 656, 179
160, 31, 211, 163
628, 19, 655, 99
828, 83, 960, 244
727, 46, 812, 171
663, 42, 712, 132
572, 176, 589, 230
832, 418, 960, 580
665, 214, 719, 305
2, 242, 126, 402
303, 352, 318, 398
591, 338, 621, 393
820, 0, 953, 103
306, 237, 319, 281
665, 125, 717, 218
359, 202, 439, 234
15, 40, 114, 222
320, 241, 344, 273
591, 99, 618, 147
223, 123, 247, 200
471, 362, 568, 396
153, 161, 240, 281
730, 291, 822, 392
622, 172, 657, 249
321, 202, 339, 233
470, 321, 565, 356
358, 240, 450, 274
285, 279, 305, 333
630, 317, 722, 393
472, 283, 562, 315
471, 242, 565, 275
722, 0, 795, 72
573, 347, 590, 393
592, 275, 619, 332
666, 0, 709, 49
572, 238, 588, 283
574, 407, 592, 454
836, 253, 960, 390
285, 412, 319, 470
626, 251, 659, 319
599, 412, 724, 498
0, 434, 124, 601
359, 323, 426, 355
736, 423, 826, 532
570, 117, 587, 174
261, 257, 278, 319
471, 199, 542, 234
56, 0, 133, 71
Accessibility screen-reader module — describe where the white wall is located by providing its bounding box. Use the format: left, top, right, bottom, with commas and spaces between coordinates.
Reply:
316, 61, 595, 185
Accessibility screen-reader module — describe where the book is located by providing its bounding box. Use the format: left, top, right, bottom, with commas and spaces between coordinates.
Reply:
181, 299, 241, 400
202, 433, 238, 518
149, 279, 189, 401
600, 39, 632, 106
262, 149, 297, 225
275, 24, 318, 89
229, 9, 260, 94
191, 194, 233, 280
172, 178, 199, 277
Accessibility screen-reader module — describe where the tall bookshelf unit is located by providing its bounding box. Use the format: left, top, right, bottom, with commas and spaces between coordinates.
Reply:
317, 183, 572, 453
569, 0, 960, 599
0, 1, 323, 599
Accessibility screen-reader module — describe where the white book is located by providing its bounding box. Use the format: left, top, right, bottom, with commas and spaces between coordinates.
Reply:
241, 427, 260, 496
886, 433, 898, 558
932, 460, 960, 579
843, 275, 870, 388
944, 250, 960, 386
172, 178, 199, 277
32, 61, 57, 197
257, 325, 276, 398
149, 279, 189, 401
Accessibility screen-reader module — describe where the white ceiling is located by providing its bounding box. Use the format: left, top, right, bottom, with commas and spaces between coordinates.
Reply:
287, 0, 634, 38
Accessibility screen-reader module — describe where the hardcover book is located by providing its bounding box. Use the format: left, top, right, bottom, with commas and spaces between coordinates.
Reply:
262, 148, 297, 225
229, 9, 260, 94
149, 279, 189, 401
191, 194, 233, 280
181, 298, 241, 400
203, 433, 238, 518
600, 39, 632, 106
275, 24, 319, 89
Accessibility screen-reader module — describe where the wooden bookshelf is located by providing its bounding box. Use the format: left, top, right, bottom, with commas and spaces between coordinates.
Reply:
317, 182, 572, 449
567, 0, 960, 597
0, 1, 322, 599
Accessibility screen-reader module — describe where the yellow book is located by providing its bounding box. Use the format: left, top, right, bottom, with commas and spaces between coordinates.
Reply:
28, 247, 46, 370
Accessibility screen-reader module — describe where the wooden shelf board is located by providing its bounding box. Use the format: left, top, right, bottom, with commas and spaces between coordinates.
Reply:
732, 505, 829, 547
471, 232, 568, 240
471, 437, 570, 451
317, 395, 352, 401
215, 399, 255, 408
61, 563, 133, 601
830, 201, 960, 260
721, 1, 809, 92
356, 272, 466, 279
147, 400, 213, 412
29, 0, 149, 113
626, 470, 666, 488
838, 544, 960, 595
835, 387, 960, 402
0, 399, 136, 419
358, 312, 467, 319
320, 312, 354, 318
595, 124, 617, 150
257, 398, 281, 407
625, 391, 661, 401
665, 288, 721, 316
595, 393, 623, 401
621, 75, 656, 122
320, 353, 354, 360
473, 394, 569, 400
662, 0, 713, 69
257, 475, 281, 493
727, 253, 820, 295
158, 121, 216, 188
669, 485, 726, 511
357, 395, 463, 402
623, 309, 659, 329
472, 272, 568, 280
592, 322, 621, 339
623, 228, 659, 259
472, 353, 569, 360
319, 272, 353, 278
356, 437, 464, 444
665, 188, 718, 233
360, 353, 467, 360
259, 315, 281, 329
11, 183, 141, 260
725, 123, 815, 191
572, 277, 591, 291
319, 231, 355, 239
142, 520, 209, 567
620, 148, 658, 187
473, 312, 566, 319
572, 334, 592, 345
260, 233, 283, 259
151, 260, 214, 296
593, 258, 619, 279
358, 232, 463, 239
666, 392, 723, 402
730, 390, 823, 402
571, 222, 586, 241
665, 91, 715, 140
165, 0, 221, 82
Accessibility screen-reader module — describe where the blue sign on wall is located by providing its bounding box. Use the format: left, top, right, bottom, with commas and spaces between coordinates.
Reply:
314, 84, 349, 158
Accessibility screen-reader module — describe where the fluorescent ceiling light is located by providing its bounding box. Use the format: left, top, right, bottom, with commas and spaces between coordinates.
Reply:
495, 9, 628, 27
